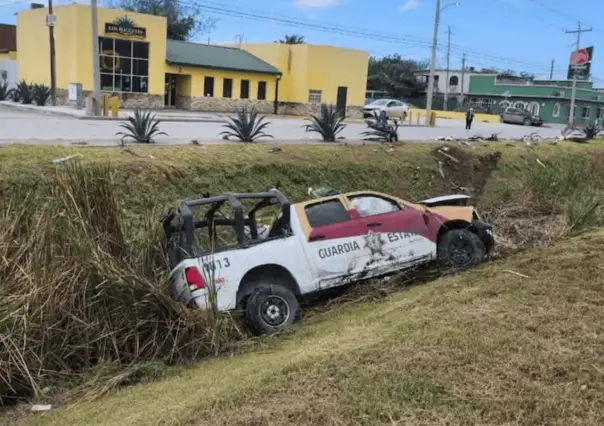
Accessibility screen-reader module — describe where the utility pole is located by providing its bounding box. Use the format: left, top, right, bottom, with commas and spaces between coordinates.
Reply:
444, 26, 451, 111
91, 0, 101, 116
425, 0, 441, 125
549, 59, 555, 80
460, 53, 466, 107
565, 22, 592, 125
47, 0, 56, 106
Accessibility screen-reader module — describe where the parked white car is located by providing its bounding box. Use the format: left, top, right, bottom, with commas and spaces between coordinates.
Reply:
363, 99, 411, 119
164, 190, 494, 335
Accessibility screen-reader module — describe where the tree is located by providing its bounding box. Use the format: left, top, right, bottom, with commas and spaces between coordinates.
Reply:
113, 0, 217, 40
366, 55, 428, 98
279, 34, 305, 44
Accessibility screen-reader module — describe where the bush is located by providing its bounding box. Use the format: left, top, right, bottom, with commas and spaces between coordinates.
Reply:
16, 79, 33, 104
0, 162, 240, 404
32, 83, 51, 106
362, 111, 400, 142
219, 106, 273, 142
116, 109, 167, 144
304, 104, 346, 142
580, 121, 603, 139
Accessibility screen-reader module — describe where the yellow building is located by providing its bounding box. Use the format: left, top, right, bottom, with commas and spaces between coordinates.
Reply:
15, 4, 369, 116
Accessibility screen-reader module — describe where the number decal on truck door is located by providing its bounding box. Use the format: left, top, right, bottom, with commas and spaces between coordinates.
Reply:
202, 257, 230, 273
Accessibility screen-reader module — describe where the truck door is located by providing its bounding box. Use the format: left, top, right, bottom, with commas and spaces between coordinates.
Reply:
346, 194, 435, 272
299, 197, 368, 289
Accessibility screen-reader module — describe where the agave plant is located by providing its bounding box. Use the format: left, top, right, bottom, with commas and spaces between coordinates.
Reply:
32, 83, 51, 106
115, 109, 167, 145
9, 87, 20, 102
219, 107, 273, 142
16, 80, 33, 104
362, 110, 399, 142
304, 104, 346, 142
0, 80, 10, 101
579, 121, 603, 139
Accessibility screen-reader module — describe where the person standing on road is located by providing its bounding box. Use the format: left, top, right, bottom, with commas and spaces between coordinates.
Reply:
465, 108, 475, 130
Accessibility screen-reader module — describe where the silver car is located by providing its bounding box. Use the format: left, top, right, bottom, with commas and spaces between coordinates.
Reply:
501, 107, 543, 126
363, 99, 410, 119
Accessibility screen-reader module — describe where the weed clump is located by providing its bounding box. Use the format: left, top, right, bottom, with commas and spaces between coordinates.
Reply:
0, 161, 240, 404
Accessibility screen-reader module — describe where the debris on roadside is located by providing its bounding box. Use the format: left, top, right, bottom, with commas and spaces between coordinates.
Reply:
437, 149, 460, 164
267, 147, 283, 153
31, 404, 52, 412
51, 154, 83, 164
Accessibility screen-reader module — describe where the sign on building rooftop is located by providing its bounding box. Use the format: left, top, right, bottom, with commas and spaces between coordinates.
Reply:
567, 46, 594, 80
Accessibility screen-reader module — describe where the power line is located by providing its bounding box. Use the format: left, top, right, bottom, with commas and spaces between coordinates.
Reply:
188, 0, 565, 73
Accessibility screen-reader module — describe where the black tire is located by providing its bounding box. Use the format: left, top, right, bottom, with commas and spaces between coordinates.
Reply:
245, 282, 299, 335
437, 229, 486, 270
523, 118, 531, 126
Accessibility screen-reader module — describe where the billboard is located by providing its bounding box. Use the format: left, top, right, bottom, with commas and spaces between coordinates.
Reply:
567, 46, 594, 80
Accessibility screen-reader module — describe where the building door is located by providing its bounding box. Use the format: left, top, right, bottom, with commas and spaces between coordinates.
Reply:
336, 86, 348, 118
164, 74, 177, 107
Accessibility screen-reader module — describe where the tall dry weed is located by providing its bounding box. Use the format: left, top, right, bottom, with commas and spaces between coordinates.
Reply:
0, 161, 240, 404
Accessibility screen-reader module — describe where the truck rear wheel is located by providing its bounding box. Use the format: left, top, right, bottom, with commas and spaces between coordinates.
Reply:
245, 282, 299, 335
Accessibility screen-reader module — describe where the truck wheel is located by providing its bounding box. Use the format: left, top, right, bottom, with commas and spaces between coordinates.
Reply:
437, 229, 485, 270
245, 283, 299, 335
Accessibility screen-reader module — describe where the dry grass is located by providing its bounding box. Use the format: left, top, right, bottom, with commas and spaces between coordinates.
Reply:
15, 231, 604, 426
0, 162, 241, 405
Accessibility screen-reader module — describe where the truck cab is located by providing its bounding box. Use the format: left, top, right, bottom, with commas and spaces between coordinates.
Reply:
164, 190, 494, 335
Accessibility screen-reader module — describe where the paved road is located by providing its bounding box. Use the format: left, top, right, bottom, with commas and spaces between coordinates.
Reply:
0, 106, 565, 145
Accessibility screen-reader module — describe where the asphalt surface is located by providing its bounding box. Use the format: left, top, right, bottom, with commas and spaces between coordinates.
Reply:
0, 105, 566, 145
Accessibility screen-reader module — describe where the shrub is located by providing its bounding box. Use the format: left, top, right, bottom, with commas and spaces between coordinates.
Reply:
0, 162, 240, 404
116, 109, 167, 144
16, 79, 33, 104
0, 80, 10, 101
31, 83, 51, 106
362, 111, 400, 142
219, 107, 273, 142
580, 121, 603, 139
304, 104, 346, 142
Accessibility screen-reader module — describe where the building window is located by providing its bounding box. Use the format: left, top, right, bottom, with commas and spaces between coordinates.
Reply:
582, 106, 591, 119
98, 37, 148, 93
553, 103, 561, 117
598, 107, 604, 119
308, 89, 322, 104
240, 80, 250, 99
257, 81, 267, 100
528, 102, 540, 116
204, 77, 214, 97
223, 78, 232, 98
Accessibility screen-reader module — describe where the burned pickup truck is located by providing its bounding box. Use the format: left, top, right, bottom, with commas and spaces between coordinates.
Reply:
163, 189, 494, 335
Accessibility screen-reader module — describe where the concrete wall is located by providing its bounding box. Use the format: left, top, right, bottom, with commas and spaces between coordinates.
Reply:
241, 43, 369, 107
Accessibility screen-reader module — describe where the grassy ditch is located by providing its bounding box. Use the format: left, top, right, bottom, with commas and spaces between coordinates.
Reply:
1, 141, 604, 407
17, 230, 604, 426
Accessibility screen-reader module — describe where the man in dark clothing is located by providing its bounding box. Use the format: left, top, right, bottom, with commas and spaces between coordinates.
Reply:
465, 108, 475, 130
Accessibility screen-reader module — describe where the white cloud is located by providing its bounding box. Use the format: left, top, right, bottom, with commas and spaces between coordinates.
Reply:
293, 0, 341, 8
399, 0, 420, 12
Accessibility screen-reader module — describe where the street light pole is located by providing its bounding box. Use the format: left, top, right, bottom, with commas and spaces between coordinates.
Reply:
91, 0, 102, 116
425, 1, 459, 125
425, 0, 441, 125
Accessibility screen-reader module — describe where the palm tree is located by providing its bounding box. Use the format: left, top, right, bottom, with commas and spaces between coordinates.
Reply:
279, 34, 305, 44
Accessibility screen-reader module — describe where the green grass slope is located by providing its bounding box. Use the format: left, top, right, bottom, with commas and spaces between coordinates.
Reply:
19, 231, 604, 426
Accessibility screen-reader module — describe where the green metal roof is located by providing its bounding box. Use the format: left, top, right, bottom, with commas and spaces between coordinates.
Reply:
166, 40, 281, 75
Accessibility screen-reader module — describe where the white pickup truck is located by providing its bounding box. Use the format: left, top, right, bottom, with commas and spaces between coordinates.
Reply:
163, 189, 494, 334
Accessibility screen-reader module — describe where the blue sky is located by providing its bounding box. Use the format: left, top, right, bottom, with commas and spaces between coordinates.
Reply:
1, 0, 603, 85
